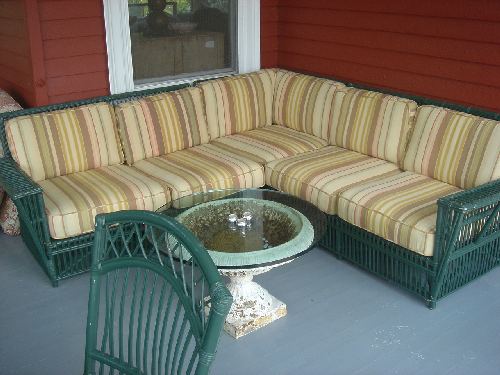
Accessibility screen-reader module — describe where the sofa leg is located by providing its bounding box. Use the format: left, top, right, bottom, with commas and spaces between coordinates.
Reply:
426, 299, 436, 310
333, 252, 344, 260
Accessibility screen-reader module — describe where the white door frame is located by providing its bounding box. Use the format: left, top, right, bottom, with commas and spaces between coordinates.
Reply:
103, 0, 260, 94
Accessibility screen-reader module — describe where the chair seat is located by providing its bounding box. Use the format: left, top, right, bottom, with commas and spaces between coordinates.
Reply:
40, 164, 171, 239
133, 143, 265, 200
338, 171, 461, 256
209, 125, 328, 164
266, 146, 401, 214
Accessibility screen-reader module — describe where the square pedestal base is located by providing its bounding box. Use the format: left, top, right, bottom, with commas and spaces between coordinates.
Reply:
224, 297, 287, 339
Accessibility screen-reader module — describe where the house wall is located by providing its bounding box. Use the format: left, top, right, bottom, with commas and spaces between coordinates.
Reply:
261, 0, 278, 68
0, 0, 36, 106
38, 0, 109, 104
0, 0, 109, 107
273, 0, 500, 112
3, 0, 499, 112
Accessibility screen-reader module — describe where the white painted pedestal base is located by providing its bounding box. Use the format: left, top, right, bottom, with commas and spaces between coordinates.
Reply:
220, 262, 291, 339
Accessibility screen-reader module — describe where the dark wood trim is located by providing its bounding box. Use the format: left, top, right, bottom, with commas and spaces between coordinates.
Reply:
24, 0, 49, 106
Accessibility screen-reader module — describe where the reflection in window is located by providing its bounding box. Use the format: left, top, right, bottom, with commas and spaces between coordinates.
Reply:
128, 0, 236, 84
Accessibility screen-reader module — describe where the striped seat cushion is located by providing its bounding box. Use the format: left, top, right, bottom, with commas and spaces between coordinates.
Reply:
6, 103, 123, 182
115, 87, 209, 164
338, 171, 461, 256
403, 106, 500, 189
330, 88, 417, 165
40, 165, 171, 239
265, 146, 401, 214
209, 125, 328, 165
133, 144, 264, 200
274, 70, 345, 139
199, 69, 276, 139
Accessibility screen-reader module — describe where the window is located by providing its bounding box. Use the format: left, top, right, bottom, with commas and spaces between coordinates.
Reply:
103, 0, 260, 94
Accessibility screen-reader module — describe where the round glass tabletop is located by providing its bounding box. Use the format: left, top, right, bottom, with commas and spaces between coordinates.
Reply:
157, 189, 326, 269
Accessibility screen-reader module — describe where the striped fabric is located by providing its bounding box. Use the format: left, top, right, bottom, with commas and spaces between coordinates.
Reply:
6, 103, 123, 182
338, 171, 461, 256
209, 125, 328, 165
266, 146, 401, 214
329, 88, 417, 165
273, 70, 345, 139
115, 87, 209, 164
199, 69, 276, 139
40, 164, 171, 239
403, 106, 500, 189
133, 143, 264, 200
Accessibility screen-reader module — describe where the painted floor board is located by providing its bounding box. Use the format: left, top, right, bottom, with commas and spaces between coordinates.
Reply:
0, 232, 499, 374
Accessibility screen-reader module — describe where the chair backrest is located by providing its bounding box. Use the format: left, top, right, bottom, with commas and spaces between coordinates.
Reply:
84, 210, 232, 375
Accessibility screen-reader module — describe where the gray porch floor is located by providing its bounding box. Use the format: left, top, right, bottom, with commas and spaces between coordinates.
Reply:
1, 233, 500, 375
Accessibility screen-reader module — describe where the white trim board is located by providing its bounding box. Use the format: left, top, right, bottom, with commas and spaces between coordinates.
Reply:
103, 0, 261, 94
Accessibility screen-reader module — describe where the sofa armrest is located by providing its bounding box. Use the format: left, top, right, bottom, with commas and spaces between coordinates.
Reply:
435, 178, 500, 259
432, 179, 500, 298
438, 178, 500, 213
0, 157, 42, 199
0, 158, 52, 254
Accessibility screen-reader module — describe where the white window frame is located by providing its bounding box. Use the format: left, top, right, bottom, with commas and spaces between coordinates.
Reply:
103, 0, 260, 94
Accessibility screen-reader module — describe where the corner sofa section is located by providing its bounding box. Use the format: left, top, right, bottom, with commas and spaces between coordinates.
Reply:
0, 69, 499, 309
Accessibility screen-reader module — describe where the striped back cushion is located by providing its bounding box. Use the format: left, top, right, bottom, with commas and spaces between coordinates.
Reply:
199, 69, 276, 139
115, 87, 209, 164
403, 106, 500, 189
273, 70, 345, 139
6, 103, 123, 182
329, 88, 417, 165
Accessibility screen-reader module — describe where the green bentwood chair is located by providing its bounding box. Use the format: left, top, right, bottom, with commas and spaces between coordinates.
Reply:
84, 210, 232, 375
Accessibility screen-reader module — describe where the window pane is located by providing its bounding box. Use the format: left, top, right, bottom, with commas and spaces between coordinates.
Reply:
128, 0, 236, 84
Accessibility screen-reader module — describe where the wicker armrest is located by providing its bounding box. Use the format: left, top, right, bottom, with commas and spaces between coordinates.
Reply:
437, 179, 500, 212
431, 180, 500, 301
434, 178, 500, 268
0, 157, 42, 200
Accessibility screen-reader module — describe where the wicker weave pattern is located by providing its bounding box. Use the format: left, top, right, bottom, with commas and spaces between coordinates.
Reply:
0, 83, 189, 285
84, 211, 232, 375
0, 73, 498, 311
324, 215, 435, 302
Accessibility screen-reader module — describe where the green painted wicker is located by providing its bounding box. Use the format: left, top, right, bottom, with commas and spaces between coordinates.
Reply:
0, 77, 499, 309
321, 178, 500, 308
84, 210, 232, 375
0, 84, 188, 286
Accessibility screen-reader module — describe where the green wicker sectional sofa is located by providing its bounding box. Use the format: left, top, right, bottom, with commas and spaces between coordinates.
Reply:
0, 69, 499, 308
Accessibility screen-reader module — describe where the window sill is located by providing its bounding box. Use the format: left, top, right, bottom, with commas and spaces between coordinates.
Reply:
133, 69, 237, 91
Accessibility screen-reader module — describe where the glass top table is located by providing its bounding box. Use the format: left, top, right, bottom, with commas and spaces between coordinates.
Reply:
157, 188, 326, 269
157, 189, 326, 338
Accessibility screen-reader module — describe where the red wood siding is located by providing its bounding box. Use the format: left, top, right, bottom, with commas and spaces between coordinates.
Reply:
38, 0, 109, 104
275, 0, 500, 112
261, 0, 278, 68
4, 0, 499, 112
0, 0, 35, 106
